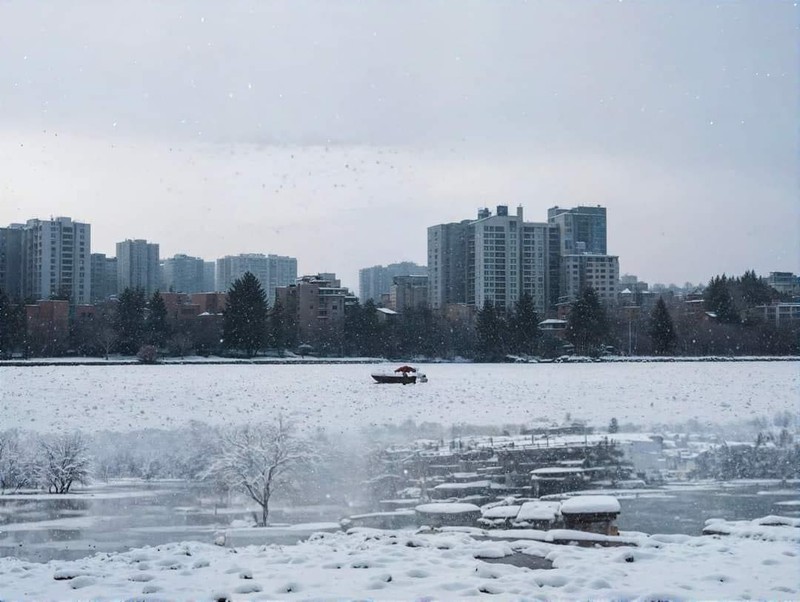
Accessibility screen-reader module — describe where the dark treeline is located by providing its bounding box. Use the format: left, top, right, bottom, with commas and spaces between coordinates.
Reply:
0, 269, 797, 360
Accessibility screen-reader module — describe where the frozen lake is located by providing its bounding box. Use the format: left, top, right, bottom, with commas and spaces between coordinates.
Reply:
1, 361, 797, 433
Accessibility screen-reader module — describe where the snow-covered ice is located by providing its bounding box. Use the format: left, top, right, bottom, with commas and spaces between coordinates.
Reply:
2, 361, 796, 433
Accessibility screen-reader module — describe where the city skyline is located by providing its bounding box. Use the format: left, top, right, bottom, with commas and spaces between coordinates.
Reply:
0, 207, 792, 297
1, 2, 797, 291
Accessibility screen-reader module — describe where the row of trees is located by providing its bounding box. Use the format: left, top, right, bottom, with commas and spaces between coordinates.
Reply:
693, 430, 799, 480
704, 270, 784, 323
1, 269, 796, 359
1, 418, 324, 527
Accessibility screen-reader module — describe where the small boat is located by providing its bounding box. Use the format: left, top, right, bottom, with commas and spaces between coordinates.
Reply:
371, 365, 427, 384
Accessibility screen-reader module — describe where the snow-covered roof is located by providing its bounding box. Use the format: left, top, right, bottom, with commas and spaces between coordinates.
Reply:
433, 480, 491, 490
539, 319, 568, 325
620, 288, 632, 294
377, 307, 398, 315
451, 472, 480, 479
560, 495, 621, 515
516, 501, 561, 522
531, 467, 585, 475
415, 503, 481, 514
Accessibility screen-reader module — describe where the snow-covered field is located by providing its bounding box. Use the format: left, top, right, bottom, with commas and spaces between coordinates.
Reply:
1, 361, 796, 433
0, 518, 798, 600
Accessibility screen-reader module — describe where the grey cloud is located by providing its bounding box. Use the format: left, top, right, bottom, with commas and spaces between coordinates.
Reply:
0, 1, 797, 288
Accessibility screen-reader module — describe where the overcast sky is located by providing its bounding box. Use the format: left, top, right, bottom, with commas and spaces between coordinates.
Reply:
1, 1, 797, 292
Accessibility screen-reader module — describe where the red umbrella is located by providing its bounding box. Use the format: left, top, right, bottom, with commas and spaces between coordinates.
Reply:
394, 365, 417, 373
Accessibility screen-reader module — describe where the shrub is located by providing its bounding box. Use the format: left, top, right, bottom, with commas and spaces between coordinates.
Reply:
137, 344, 159, 364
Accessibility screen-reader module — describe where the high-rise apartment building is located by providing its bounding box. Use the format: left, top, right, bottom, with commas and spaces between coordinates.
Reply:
561, 254, 620, 305
547, 205, 619, 304
0, 225, 25, 300
428, 206, 560, 315
18, 217, 92, 304
389, 275, 429, 311
427, 220, 472, 309
161, 254, 206, 294
547, 206, 607, 256
215, 253, 297, 304
472, 206, 560, 313
203, 261, 216, 292
90, 253, 118, 302
358, 262, 427, 304
116, 239, 160, 296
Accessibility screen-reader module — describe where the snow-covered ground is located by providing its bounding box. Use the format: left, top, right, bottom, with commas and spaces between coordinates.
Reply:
2, 361, 796, 433
0, 518, 797, 599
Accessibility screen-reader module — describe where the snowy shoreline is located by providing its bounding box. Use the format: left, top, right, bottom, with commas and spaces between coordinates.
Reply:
0, 518, 797, 599
2, 354, 798, 367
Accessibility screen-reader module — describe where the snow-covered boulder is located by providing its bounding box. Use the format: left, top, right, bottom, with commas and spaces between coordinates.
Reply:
415, 503, 482, 527
560, 495, 621, 515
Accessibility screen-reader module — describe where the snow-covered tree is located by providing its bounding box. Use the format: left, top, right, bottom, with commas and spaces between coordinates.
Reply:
36, 432, 91, 494
0, 430, 33, 492
205, 416, 313, 526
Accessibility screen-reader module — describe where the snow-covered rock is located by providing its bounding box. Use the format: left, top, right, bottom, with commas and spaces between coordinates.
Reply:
560, 495, 621, 514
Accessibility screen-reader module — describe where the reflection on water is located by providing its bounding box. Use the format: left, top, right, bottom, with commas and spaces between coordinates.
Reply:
0, 481, 345, 562
0, 480, 797, 562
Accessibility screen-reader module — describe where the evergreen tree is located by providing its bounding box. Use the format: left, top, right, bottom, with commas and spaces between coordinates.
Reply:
146, 291, 170, 348
476, 300, 505, 359
608, 417, 619, 434
223, 272, 269, 357
649, 297, 677, 355
738, 270, 773, 308
115, 288, 147, 355
343, 300, 364, 355
360, 299, 382, 357
510, 292, 540, 355
704, 275, 739, 323
566, 287, 609, 356
343, 299, 382, 357
0, 289, 24, 359
400, 307, 442, 358
269, 298, 294, 354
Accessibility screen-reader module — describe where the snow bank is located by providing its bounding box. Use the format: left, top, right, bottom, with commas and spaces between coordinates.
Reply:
0, 521, 797, 599
703, 516, 800, 542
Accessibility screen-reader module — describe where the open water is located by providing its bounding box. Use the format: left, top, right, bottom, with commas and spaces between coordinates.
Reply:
0, 480, 797, 562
